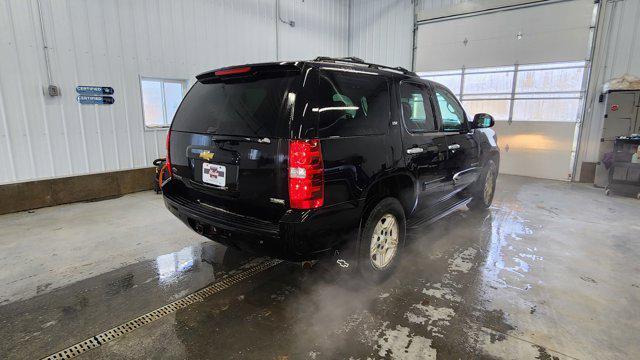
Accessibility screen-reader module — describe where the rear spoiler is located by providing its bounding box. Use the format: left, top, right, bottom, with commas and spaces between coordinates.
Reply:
196, 62, 303, 83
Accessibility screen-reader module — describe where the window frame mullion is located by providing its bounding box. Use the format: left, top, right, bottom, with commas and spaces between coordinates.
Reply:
508, 63, 519, 124
160, 80, 168, 126
459, 66, 466, 99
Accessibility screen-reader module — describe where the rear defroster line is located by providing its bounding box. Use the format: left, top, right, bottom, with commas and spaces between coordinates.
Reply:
41, 258, 283, 360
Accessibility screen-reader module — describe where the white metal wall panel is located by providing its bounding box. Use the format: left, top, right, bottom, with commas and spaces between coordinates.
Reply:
348, 0, 414, 69
418, 0, 469, 11
278, 0, 349, 60
577, 0, 640, 170
415, 0, 594, 71
0, 0, 348, 184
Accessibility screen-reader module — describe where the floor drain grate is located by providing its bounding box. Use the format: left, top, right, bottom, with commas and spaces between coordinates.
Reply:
41, 258, 282, 360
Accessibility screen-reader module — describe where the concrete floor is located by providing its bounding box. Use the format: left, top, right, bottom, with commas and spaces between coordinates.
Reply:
0, 175, 638, 359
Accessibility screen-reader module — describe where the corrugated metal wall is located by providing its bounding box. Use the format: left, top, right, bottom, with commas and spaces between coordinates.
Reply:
345, 0, 483, 69
0, 0, 348, 184
417, 0, 469, 12
348, 0, 414, 69
2, 0, 637, 184
578, 0, 640, 166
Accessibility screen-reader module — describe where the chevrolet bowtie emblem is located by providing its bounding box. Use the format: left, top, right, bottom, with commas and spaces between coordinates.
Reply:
199, 151, 214, 161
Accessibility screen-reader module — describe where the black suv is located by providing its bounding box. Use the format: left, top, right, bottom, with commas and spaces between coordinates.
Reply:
163, 57, 499, 280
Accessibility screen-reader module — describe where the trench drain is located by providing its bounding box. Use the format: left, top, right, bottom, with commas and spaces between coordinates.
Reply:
41, 258, 282, 360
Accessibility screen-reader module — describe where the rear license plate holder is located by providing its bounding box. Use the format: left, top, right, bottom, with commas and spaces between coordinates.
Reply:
202, 163, 226, 188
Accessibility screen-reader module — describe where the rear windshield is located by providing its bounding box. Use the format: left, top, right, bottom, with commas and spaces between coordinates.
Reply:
171, 71, 301, 137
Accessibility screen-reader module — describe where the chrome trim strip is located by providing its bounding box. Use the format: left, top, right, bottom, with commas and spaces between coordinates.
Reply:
452, 167, 481, 182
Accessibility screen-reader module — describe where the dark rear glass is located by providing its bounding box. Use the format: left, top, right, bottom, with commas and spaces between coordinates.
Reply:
171, 71, 301, 137
316, 69, 390, 137
399, 82, 437, 133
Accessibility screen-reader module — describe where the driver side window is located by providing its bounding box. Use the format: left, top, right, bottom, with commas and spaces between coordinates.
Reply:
435, 89, 464, 132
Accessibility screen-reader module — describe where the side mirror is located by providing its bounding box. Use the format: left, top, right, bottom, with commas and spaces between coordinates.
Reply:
473, 113, 495, 128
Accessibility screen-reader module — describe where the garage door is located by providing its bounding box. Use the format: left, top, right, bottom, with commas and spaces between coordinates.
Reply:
415, 0, 596, 180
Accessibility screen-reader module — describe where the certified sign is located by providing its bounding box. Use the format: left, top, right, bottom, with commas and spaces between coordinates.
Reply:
76, 86, 115, 96
77, 95, 115, 105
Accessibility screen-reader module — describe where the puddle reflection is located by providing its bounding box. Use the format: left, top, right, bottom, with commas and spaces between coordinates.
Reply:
154, 242, 255, 285
156, 247, 196, 282
481, 204, 539, 293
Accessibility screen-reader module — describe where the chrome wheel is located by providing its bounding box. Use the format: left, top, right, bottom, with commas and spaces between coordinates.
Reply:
370, 213, 399, 269
483, 168, 495, 204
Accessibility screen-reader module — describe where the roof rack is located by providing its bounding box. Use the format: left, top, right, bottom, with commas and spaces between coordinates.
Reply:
313, 56, 417, 76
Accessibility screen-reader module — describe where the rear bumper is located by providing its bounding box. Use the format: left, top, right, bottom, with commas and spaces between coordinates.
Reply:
162, 179, 362, 261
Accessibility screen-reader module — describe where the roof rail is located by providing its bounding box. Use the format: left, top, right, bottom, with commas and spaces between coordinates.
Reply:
313, 56, 417, 76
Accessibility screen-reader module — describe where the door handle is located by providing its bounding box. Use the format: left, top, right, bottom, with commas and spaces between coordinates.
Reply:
406, 147, 424, 154
448, 144, 461, 150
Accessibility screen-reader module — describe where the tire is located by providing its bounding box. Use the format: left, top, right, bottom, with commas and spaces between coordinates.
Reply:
468, 159, 497, 211
358, 197, 406, 283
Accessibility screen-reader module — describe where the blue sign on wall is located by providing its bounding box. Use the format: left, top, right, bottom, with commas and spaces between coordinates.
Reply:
76, 86, 115, 96
77, 95, 115, 105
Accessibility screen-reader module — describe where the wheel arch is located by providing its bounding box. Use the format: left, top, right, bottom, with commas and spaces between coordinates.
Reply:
485, 149, 500, 169
361, 171, 417, 219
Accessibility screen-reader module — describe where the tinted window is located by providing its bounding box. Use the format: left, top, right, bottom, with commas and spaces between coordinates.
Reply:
316, 69, 390, 137
171, 72, 301, 137
435, 88, 465, 132
399, 82, 436, 132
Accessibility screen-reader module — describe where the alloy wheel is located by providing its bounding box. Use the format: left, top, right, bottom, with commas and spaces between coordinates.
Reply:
370, 213, 399, 269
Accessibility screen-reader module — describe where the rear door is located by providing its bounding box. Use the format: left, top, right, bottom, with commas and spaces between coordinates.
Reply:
399, 81, 450, 209
169, 64, 310, 222
432, 85, 481, 193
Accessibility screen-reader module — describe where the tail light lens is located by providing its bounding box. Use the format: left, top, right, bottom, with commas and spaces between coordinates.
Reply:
288, 139, 324, 209
165, 129, 172, 177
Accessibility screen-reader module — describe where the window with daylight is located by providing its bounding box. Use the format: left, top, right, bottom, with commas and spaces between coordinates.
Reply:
399, 82, 436, 133
418, 61, 586, 123
141, 78, 187, 128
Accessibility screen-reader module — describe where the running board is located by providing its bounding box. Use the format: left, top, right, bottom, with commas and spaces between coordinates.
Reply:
407, 197, 471, 229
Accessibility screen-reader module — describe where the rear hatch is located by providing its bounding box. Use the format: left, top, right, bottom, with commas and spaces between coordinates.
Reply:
168, 63, 309, 223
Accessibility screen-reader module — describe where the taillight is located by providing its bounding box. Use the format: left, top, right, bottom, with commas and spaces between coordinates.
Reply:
288, 139, 324, 209
165, 129, 172, 177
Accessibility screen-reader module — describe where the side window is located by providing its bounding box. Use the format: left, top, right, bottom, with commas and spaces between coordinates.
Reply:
316, 70, 390, 137
141, 78, 187, 128
435, 88, 465, 132
399, 83, 436, 133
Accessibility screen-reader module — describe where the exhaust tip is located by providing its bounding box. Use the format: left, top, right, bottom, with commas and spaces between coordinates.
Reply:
194, 223, 204, 235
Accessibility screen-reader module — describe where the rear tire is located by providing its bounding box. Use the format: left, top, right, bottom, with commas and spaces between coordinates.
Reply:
468, 159, 497, 211
358, 197, 406, 283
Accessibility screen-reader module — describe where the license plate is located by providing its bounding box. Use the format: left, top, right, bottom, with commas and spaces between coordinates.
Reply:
202, 163, 226, 187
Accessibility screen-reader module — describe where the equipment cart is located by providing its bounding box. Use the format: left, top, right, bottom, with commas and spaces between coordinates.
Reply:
605, 137, 640, 199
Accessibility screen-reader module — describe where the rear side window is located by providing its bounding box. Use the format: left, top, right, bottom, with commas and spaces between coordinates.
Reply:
316, 69, 390, 137
171, 71, 301, 137
399, 82, 437, 132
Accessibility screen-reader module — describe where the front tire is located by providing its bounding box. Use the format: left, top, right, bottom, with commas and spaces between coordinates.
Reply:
468, 159, 497, 211
358, 197, 406, 283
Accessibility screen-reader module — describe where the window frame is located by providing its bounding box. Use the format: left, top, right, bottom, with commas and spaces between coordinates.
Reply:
418, 61, 587, 124
139, 76, 188, 130
398, 80, 440, 135
432, 84, 469, 133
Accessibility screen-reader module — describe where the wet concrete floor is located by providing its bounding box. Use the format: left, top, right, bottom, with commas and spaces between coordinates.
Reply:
0, 175, 638, 359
